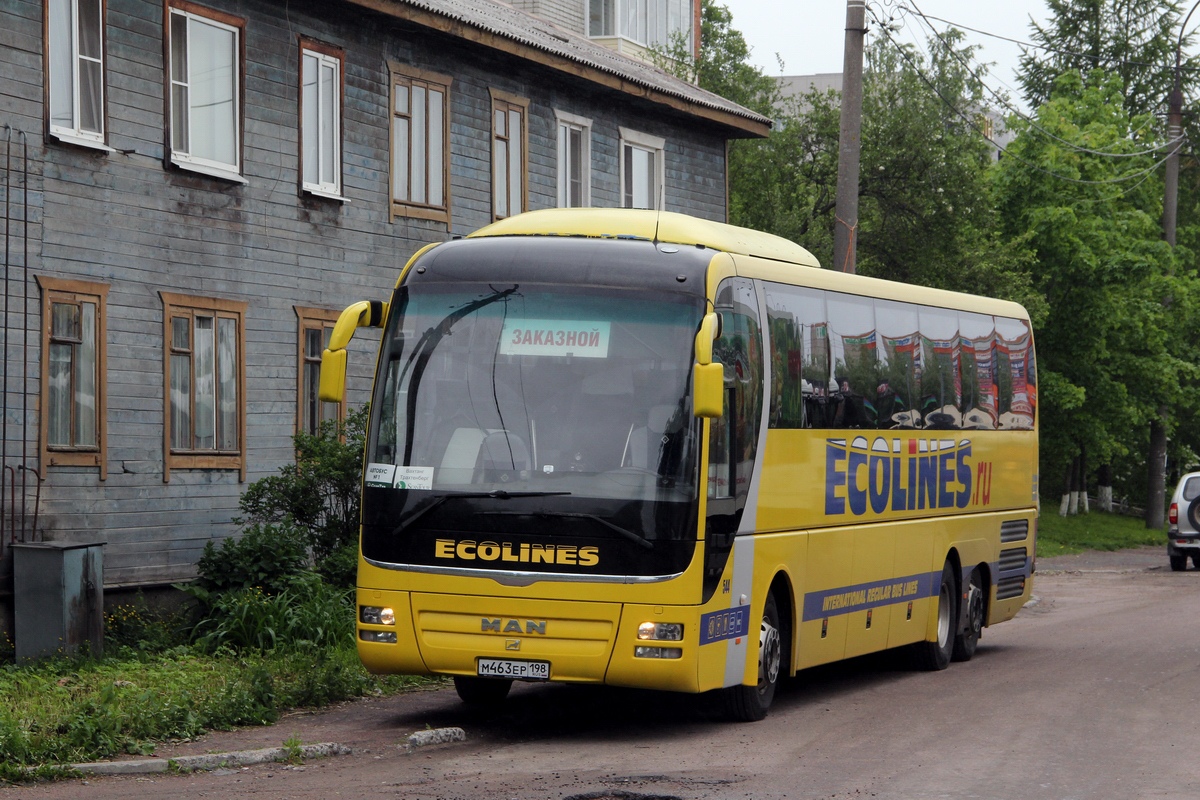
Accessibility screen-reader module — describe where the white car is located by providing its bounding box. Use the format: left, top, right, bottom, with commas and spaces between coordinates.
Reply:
1167, 471, 1200, 571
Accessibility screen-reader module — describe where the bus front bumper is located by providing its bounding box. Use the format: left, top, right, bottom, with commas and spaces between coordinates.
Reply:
356, 589, 743, 694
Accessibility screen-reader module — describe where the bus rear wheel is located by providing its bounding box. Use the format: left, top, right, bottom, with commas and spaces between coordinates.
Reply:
952, 567, 984, 662
723, 592, 783, 722
912, 561, 955, 671
454, 676, 512, 706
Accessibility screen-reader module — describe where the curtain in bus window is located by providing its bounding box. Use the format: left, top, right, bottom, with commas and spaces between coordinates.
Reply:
764, 284, 828, 429
875, 299, 920, 429
917, 307, 961, 429
995, 317, 1036, 430
827, 292, 878, 429
958, 312, 997, 429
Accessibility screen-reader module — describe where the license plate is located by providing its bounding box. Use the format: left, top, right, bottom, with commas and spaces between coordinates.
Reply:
477, 658, 550, 680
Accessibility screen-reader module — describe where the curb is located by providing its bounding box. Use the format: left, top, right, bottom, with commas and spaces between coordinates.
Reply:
70, 742, 351, 776
404, 726, 466, 752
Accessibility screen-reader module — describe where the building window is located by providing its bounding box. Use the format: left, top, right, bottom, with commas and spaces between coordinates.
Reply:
619, 127, 665, 210
300, 40, 343, 198
588, 0, 693, 50
390, 62, 451, 223
295, 307, 343, 435
491, 90, 528, 220
555, 110, 591, 208
160, 292, 247, 481
37, 276, 108, 478
167, 3, 243, 180
47, 0, 106, 146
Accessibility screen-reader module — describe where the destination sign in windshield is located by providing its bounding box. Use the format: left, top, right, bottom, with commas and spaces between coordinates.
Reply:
498, 319, 611, 358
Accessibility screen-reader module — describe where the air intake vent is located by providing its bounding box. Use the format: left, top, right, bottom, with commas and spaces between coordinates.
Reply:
1000, 519, 1029, 542
996, 576, 1026, 600
999, 547, 1029, 574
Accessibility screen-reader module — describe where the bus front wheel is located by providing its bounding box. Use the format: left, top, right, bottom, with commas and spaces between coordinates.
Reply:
912, 561, 955, 671
454, 676, 512, 706
723, 592, 783, 722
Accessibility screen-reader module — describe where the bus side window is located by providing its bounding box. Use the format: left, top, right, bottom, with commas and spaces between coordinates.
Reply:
706, 278, 762, 544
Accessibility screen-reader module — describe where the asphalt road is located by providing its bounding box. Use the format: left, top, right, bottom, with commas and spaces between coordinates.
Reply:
8, 545, 1198, 800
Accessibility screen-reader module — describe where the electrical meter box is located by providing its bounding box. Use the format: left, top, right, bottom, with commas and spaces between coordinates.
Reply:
13, 541, 105, 661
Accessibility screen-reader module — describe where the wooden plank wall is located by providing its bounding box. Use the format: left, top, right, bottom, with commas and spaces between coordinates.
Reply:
0, 0, 731, 588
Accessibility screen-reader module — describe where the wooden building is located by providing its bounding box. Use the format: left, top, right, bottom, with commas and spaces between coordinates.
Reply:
0, 0, 769, 612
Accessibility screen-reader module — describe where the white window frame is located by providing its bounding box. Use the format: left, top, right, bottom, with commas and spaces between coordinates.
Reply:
588, 0, 693, 50
555, 110, 591, 209
619, 127, 665, 210
47, 0, 110, 150
167, 5, 244, 182
300, 42, 344, 199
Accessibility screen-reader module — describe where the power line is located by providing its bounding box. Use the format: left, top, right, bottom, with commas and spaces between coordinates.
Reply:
897, 0, 1184, 160
865, 5, 1185, 187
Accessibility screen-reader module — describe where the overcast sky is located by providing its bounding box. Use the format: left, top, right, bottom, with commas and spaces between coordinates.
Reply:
716, 0, 1052, 108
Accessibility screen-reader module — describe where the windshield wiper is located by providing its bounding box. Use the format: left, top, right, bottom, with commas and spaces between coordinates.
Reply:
390, 490, 572, 535
482, 510, 654, 551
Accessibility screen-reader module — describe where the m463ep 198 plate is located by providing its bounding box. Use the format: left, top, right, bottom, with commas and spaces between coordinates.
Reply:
477, 658, 550, 680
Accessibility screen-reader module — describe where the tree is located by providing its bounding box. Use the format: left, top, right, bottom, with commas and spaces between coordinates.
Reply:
993, 72, 1192, 515
1019, 0, 1195, 118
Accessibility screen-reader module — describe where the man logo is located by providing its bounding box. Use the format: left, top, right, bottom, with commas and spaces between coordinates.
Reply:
505, 639, 521, 651
481, 618, 548, 635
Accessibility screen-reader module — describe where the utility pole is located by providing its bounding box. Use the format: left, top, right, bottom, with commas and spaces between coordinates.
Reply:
833, 0, 867, 274
1151, 3, 1198, 529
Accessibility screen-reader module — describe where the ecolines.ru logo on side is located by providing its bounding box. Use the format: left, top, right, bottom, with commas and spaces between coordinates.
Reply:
825, 436, 993, 516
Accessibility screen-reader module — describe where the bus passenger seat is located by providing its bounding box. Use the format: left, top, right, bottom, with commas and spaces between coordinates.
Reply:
624, 405, 676, 470
439, 428, 490, 484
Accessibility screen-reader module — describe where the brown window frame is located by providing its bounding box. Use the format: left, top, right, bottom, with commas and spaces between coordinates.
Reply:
489, 89, 529, 221
36, 276, 109, 479
294, 306, 344, 436
388, 61, 452, 224
160, 291, 247, 482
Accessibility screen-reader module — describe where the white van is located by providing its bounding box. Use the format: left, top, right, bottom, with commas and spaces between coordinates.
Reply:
1167, 471, 1200, 571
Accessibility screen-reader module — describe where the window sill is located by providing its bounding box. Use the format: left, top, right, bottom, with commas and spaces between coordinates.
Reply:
170, 157, 248, 184
303, 186, 350, 203
49, 130, 114, 153
391, 203, 450, 224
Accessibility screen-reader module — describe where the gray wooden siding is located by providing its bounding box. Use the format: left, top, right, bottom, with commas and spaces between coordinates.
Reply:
0, 0, 730, 589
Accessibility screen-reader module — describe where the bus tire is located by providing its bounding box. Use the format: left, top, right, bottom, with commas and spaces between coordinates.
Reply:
951, 567, 984, 662
912, 561, 955, 671
454, 676, 512, 706
723, 592, 783, 722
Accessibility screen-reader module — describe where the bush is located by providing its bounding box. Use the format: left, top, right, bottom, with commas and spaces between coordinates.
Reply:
192, 522, 310, 598
237, 406, 367, 568
191, 581, 354, 654
104, 596, 189, 654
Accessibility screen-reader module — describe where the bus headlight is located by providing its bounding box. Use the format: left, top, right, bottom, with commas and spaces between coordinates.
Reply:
635, 646, 683, 659
360, 606, 395, 625
637, 622, 683, 641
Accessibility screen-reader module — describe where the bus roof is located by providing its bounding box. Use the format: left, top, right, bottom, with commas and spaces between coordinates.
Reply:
468, 209, 821, 268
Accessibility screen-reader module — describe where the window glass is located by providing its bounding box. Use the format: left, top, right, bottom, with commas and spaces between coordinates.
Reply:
874, 299, 921, 429
48, 0, 104, 139
169, 9, 239, 172
958, 312, 997, 429
765, 284, 827, 429
995, 317, 1036, 430
827, 293, 878, 429
301, 47, 342, 194
918, 307, 961, 429
708, 279, 762, 503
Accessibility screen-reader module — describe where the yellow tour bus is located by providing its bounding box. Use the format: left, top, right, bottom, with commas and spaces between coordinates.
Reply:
320, 208, 1037, 721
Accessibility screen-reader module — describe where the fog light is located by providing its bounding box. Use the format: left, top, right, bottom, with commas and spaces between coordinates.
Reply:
360, 606, 395, 625
360, 630, 397, 644
637, 622, 683, 641
634, 645, 683, 659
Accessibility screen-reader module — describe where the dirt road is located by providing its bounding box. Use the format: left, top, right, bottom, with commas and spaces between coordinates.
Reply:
9, 545, 1198, 800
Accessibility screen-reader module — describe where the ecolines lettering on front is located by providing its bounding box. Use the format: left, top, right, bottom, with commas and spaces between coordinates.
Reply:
434, 538, 600, 567
824, 436, 973, 516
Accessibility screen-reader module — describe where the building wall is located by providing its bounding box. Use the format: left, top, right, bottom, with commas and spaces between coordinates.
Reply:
0, 0, 729, 590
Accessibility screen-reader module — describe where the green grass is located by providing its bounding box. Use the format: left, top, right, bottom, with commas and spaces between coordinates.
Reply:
0, 643, 439, 782
1037, 509, 1165, 557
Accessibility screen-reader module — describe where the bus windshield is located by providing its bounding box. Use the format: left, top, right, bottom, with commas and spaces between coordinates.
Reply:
362, 280, 705, 574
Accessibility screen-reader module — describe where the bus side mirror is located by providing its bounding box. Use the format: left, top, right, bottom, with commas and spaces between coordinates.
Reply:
319, 348, 348, 403
693, 312, 723, 418
319, 300, 389, 403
